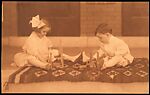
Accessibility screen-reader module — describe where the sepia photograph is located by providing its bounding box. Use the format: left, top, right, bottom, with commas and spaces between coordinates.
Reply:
1, 1, 149, 93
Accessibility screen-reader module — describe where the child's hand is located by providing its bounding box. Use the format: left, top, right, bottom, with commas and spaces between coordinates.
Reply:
101, 65, 107, 70
98, 41, 104, 49
98, 42, 108, 55
89, 62, 96, 68
100, 54, 106, 59
45, 63, 52, 70
98, 42, 114, 57
100, 64, 107, 70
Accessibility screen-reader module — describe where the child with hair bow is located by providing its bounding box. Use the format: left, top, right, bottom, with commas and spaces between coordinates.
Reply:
13, 15, 80, 70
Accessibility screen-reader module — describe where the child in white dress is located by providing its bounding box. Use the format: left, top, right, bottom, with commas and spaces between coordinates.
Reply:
13, 15, 80, 70
83, 23, 134, 70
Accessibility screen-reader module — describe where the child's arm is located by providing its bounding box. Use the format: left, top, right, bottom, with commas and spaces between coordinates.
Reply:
92, 49, 105, 60
115, 42, 129, 56
48, 47, 52, 63
101, 43, 130, 70
98, 41, 114, 57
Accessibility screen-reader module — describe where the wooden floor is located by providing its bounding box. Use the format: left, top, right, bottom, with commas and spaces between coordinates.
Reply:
1, 46, 149, 93
2, 80, 149, 93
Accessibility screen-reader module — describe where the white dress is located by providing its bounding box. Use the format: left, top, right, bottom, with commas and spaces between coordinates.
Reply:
83, 35, 134, 68
14, 31, 80, 68
14, 32, 59, 68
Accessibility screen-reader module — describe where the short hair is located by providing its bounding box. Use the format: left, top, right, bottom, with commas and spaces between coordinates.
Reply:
95, 23, 112, 35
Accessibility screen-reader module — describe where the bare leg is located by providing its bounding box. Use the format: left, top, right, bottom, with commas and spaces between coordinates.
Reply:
27, 55, 49, 69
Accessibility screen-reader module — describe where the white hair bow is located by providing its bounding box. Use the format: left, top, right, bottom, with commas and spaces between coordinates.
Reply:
29, 15, 46, 28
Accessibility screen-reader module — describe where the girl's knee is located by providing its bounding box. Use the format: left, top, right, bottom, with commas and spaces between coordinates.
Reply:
14, 52, 28, 67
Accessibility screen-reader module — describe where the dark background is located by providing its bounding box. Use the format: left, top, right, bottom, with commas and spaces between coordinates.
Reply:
17, 2, 80, 36
2, 2, 149, 37
122, 2, 149, 36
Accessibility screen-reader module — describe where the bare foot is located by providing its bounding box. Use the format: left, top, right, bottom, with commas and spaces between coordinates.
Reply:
45, 64, 52, 70
10, 62, 18, 67
100, 66, 106, 70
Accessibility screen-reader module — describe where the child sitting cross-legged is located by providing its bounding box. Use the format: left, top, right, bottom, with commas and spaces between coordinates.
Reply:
13, 15, 80, 70
82, 23, 134, 70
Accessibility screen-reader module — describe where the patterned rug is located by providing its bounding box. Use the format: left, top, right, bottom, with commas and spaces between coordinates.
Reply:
7, 58, 149, 84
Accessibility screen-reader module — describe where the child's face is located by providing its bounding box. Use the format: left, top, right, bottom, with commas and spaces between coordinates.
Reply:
39, 26, 51, 37
96, 33, 110, 44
